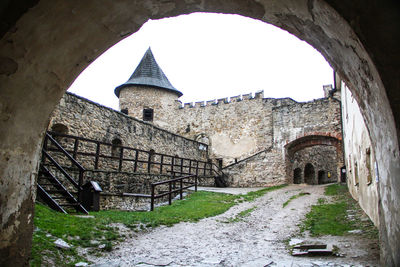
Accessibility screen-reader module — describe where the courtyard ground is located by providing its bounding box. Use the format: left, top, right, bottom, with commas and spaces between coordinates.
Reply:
87, 184, 379, 267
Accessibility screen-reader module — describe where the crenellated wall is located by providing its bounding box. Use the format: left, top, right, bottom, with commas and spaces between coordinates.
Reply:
168, 90, 301, 166
156, 89, 342, 187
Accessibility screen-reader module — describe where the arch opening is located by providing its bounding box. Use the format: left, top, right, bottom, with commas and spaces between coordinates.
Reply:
318, 170, 326, 184
293, 168, 302, 184
1, 1, 399, 266
304, 163, 315, 185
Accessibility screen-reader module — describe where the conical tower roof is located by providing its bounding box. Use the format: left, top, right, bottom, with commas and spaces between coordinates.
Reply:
114, 47, 182, 97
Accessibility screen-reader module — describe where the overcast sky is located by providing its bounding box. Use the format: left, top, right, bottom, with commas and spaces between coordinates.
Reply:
67, 13, 333, 110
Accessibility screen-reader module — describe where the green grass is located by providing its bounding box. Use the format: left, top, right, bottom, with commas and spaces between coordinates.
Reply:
302, 200, 352, 236
301, 184, 379, 238
325, 183, 348, 196
283, 192, 308, 208
93, 191, 239, 228
31, 204, 119, 266
32, 184, 287, 265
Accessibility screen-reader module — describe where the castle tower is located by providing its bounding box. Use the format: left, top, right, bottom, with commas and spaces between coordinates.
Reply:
114, 47, 182, 128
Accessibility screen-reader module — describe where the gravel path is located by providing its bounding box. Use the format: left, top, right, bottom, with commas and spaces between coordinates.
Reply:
88, 184, 379, 267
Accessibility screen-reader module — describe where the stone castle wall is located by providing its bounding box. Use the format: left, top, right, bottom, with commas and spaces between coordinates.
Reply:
167, 91, 299, 166
49, 90, 343, 189
272, 98, 342, 150
49, 93, 208, 163
172, 93, 342, 185
291, 145, 338, 184
271, 98, 343, 181
222, 148, 286, 187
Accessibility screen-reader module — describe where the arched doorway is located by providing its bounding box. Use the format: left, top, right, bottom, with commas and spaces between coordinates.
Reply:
1, 2, 399, 266
304, 163, 315, 185
318, 170, 326, 184
293, 168, 302, 184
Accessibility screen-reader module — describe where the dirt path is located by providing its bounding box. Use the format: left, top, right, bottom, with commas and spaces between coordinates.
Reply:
88, 184, 379, 267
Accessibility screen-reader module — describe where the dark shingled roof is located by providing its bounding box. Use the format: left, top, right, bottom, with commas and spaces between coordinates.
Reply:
114, 47, 182, 97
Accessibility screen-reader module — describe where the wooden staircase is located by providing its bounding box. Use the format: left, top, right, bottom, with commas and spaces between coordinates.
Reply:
37, 133, 88, 214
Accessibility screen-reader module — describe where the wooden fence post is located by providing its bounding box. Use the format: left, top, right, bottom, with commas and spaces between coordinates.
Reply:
168, 181, 172, 205
180, 158, 183, 175
180, 178, 183, 200
171, 156, 175, 174
150, 184, 155, 211
160, 155, 164, 174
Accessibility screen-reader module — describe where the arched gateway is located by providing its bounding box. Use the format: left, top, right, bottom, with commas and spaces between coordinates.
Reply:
0, 1, 399, 266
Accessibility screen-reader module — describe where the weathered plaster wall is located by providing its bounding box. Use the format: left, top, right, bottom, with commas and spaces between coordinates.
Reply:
119, 85, 180, 129
342, 85, 379, 226
0, 1, 399, 265
49, 93, 207, 161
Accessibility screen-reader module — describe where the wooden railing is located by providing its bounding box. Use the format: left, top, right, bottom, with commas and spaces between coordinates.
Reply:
46, 131, 212, 176
42, 132, 86, 201
150, 174, 197, 211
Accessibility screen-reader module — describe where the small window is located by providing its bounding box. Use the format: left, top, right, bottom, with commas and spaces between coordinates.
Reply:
143, 108, 154, 121
111, 138, 122, 157
51, 123, 68, 135
121, 108, 128, 115
50, 123, 68, 143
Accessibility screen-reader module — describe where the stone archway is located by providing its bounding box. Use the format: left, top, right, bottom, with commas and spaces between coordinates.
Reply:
293, 168, 302, 184
1, 1, 399, 266
318, 170, 326, 184
285, 134, 342, 185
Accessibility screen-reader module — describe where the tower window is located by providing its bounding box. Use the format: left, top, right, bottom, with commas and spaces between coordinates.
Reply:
111, 138, 122, 157
143, 108, 154, 121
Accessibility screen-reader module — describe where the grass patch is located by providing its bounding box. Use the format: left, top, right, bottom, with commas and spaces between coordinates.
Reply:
283, 192, 308, 208
302, 200, 352, 236
301, 184, 379, 239
325, 183, 348, 196
94, 191, 238, 228
31, 204, 119, 266
32, 184, 287, 265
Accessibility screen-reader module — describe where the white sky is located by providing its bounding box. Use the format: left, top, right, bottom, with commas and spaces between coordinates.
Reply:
67, 13, 333, 110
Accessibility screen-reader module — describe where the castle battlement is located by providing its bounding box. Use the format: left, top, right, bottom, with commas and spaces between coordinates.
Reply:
178, 90, 264, 109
